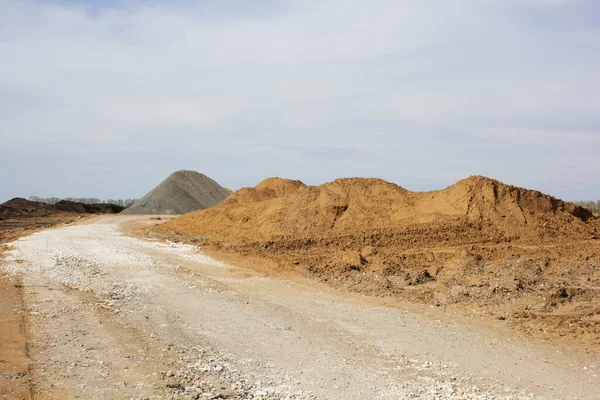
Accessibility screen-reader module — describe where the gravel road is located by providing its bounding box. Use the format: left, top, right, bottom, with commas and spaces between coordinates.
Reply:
1, 216, 598, 399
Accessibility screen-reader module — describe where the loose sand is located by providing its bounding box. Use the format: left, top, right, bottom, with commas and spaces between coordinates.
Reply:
159, 175, 594, 242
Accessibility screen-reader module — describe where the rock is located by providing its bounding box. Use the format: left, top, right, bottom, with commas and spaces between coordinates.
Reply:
254, 389, 268, 397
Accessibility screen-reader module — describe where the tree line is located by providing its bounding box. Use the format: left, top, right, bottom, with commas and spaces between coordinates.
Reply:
574, 200, 600, 213
28, 196, 137, 208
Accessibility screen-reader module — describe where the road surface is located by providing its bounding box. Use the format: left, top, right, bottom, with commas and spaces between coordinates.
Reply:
1, 216, 598, 399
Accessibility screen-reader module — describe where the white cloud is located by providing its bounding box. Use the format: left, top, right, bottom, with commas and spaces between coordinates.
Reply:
479, 128, 600, 145
0, 0, 599, 200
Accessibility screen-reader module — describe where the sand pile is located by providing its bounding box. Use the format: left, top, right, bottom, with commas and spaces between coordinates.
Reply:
157, 176, 600, 345
160, 175, 595, 243
0, 198, 124, 220
122, 170, 229, 215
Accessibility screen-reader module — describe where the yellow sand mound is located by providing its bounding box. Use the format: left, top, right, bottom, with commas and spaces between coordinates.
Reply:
158, 175, 594, 244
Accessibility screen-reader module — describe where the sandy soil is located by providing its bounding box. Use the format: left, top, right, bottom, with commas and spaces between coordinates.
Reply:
1, 216, 599, 399
0, 273, 31, 399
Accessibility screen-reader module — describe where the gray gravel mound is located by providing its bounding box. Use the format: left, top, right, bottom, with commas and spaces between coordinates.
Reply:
122, 170, 229, 215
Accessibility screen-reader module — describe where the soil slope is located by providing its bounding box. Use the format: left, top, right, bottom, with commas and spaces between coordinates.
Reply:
122, 170, 229, 215
0, 198, 124, 220
157, 176, 600, 345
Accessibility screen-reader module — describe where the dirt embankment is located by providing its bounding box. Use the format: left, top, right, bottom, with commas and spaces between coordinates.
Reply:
54, 200, 124, 214
0, 198, 124, 220
156, 176, 600, 345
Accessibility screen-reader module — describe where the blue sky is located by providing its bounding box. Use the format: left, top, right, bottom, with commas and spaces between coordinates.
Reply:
1, 0, 599, 202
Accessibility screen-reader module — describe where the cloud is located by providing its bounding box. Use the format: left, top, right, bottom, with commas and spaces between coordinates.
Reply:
1, 0, 599, 201
478, 128, 600, 146
265, 145, 367, 160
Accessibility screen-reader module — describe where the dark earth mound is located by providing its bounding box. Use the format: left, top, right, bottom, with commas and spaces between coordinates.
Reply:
0, 198, 124, 220
54, 200, 124, 214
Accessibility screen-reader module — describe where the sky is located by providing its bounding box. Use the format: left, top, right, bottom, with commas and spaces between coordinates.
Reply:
1, 0, 599, 202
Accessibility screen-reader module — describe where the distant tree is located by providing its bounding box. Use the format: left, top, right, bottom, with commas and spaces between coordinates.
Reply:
28, 196, 137, 207
575, 200, 600, 213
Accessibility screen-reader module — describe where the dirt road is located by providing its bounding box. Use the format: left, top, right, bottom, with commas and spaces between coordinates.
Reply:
1, 216, 598, 399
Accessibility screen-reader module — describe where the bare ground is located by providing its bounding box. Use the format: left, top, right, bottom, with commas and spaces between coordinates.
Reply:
1, 216, 599, 399
0, 215, 85, 400
0, 273, 31, 399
